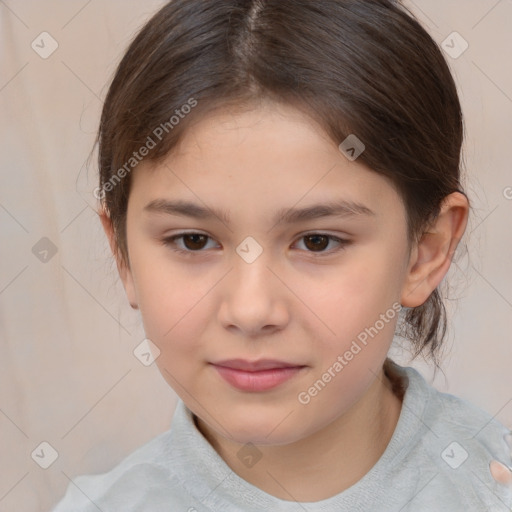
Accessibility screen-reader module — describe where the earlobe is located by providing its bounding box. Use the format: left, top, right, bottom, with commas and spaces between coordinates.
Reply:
401, 192, 469, 308
98, 208, 139, 310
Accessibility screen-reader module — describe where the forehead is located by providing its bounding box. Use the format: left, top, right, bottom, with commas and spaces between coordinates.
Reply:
128, 102, 406, 227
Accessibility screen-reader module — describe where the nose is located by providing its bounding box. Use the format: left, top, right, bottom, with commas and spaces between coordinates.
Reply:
217, 250, 290, 337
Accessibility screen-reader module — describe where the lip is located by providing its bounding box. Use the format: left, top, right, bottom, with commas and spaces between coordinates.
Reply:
212, 358, 302, 371
210, 359, 307, 392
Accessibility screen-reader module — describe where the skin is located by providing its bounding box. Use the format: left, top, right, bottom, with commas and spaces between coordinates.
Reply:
490, 429, 512, 489
491, 460, 512, 488
101, 101, 469, 501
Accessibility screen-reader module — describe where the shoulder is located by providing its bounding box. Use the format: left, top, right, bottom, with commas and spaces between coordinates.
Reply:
51, 428, 191, 512
402, 364, 510, 459
394, 363, 512, 510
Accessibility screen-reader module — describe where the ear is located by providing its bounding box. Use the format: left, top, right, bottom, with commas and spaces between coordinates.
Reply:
98, 208, 139, 310
401, 192, 469, 308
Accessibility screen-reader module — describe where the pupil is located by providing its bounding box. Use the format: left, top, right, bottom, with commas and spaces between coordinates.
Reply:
306, 235, 328, 251
185, 234, 207, 250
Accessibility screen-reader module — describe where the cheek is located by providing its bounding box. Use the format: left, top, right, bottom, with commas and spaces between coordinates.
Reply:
294, 250, 404, 404
138, 280, 209, 382
296, 290, 400, 422
129, 246, 208, 351
302, 254, 402, 340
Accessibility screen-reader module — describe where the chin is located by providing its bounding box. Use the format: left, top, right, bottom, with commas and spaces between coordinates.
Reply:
212, 410, 309, 447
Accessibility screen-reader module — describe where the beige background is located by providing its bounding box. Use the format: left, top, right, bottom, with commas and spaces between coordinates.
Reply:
0, 1, 511, 511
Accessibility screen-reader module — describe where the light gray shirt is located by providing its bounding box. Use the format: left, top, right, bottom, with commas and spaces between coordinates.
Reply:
51, 363, 512, 511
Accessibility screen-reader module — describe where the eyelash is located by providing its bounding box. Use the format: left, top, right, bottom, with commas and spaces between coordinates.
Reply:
161, 232, 351, 257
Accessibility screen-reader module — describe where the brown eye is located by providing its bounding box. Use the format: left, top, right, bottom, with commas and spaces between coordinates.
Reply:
303, 234, 330, 252
294, 233, 350, 255
181, 234, 209, 250
162, 232, 218, 255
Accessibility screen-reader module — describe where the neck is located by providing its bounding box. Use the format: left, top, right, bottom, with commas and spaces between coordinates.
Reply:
195, 361, 404, 502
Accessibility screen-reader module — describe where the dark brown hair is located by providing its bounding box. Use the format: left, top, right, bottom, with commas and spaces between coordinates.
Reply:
96, 0, 468, 368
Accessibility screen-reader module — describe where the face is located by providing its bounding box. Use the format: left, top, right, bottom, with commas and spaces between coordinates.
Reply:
120, 101, 414, 446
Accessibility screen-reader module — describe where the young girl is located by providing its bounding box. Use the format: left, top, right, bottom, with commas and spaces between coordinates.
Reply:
52, 0, 512, 510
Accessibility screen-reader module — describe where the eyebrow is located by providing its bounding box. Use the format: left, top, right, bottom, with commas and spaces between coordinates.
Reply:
143, 198, 375, 227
